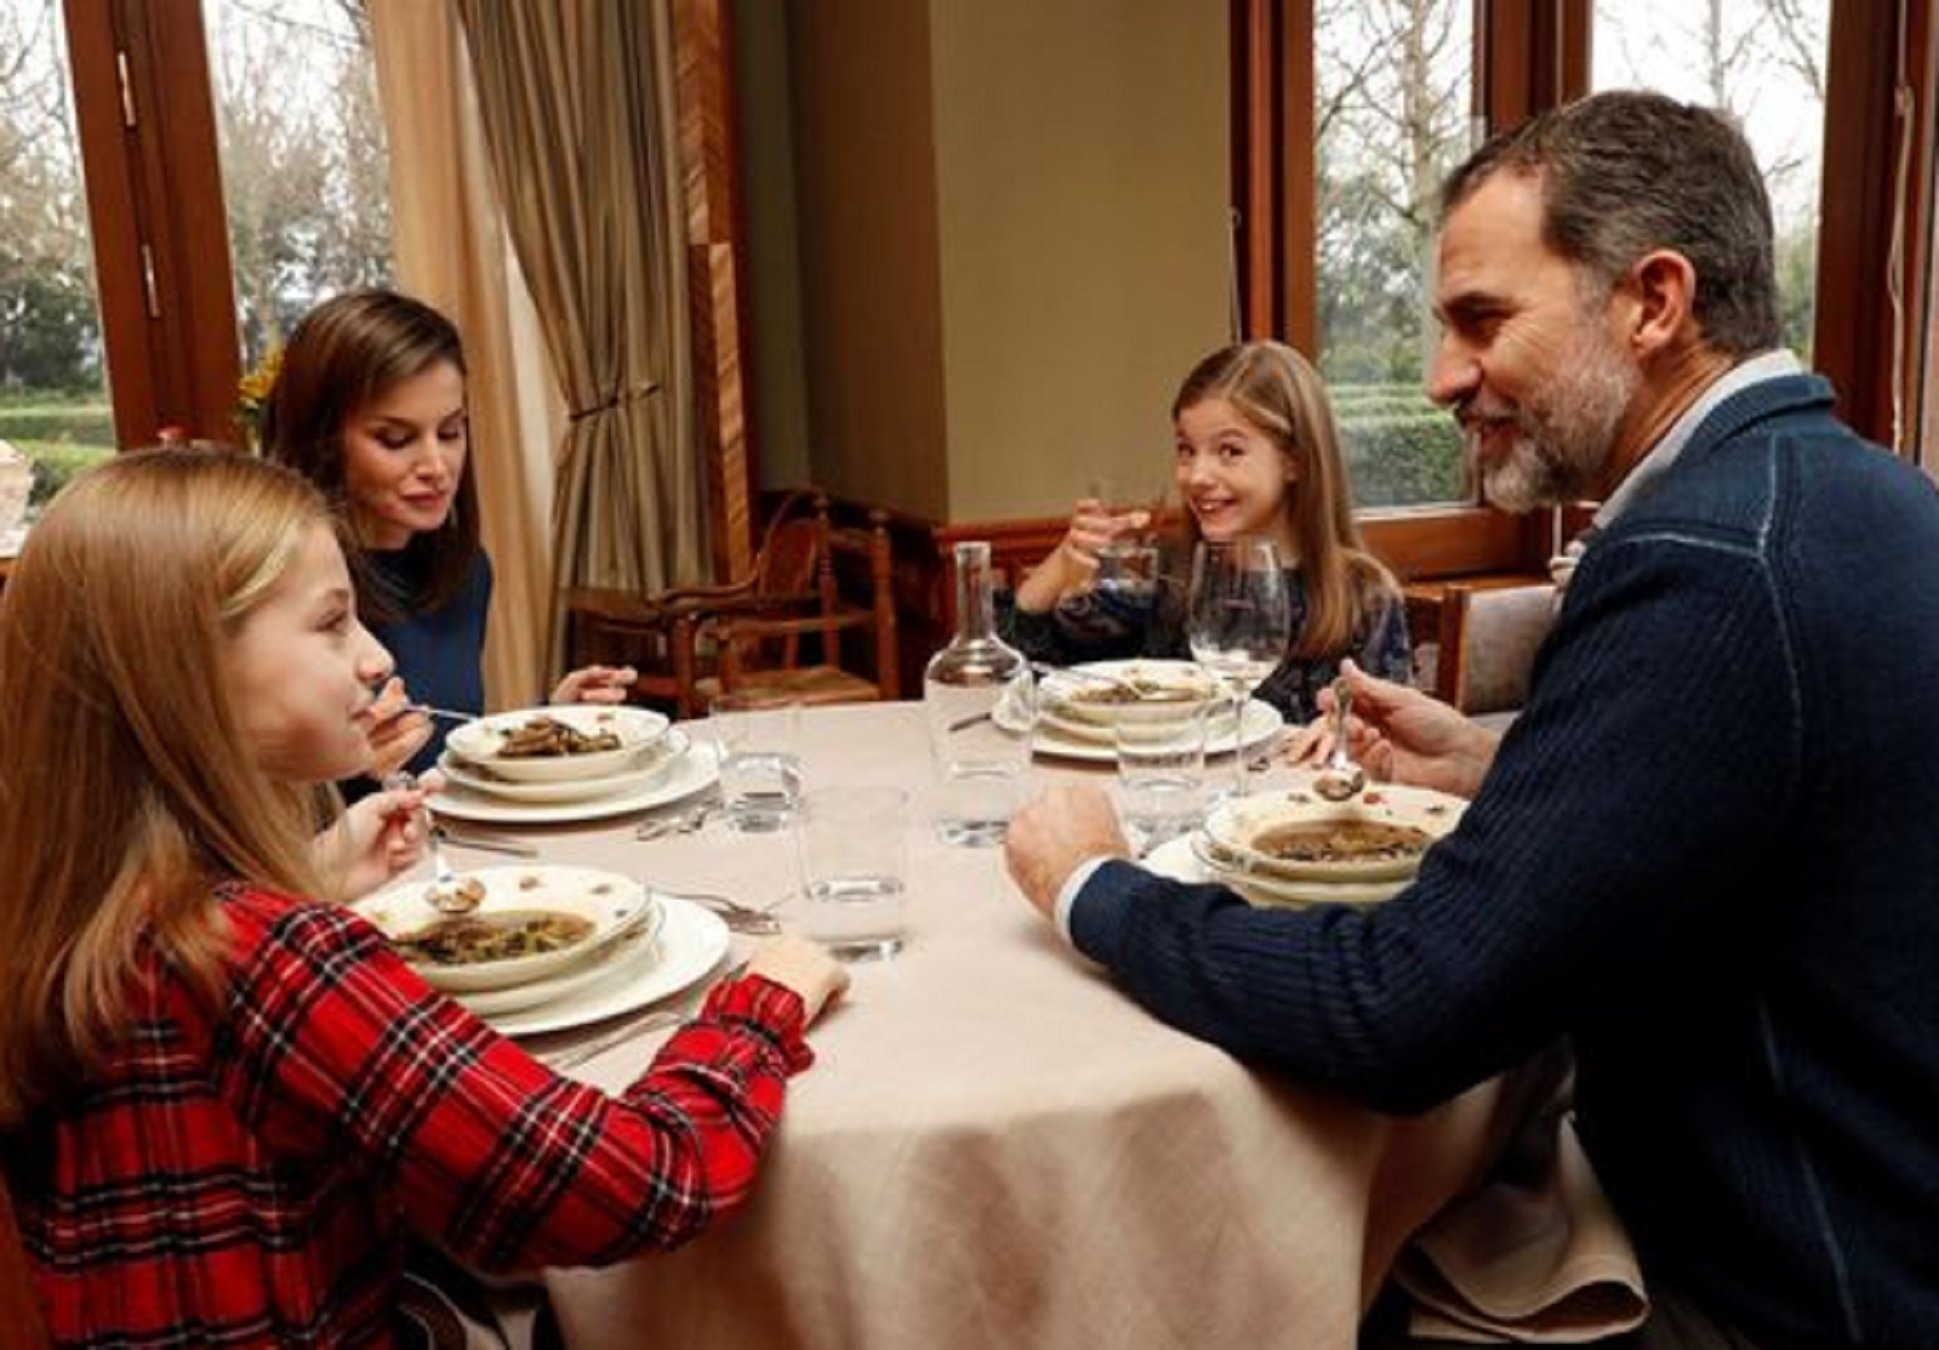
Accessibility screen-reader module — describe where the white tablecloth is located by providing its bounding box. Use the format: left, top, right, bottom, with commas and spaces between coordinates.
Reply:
457, 702, 1514, 1349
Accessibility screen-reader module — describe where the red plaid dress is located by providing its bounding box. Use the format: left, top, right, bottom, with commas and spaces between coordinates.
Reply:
7, 882, 812, 1347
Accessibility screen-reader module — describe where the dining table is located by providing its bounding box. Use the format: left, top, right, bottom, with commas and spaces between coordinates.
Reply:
426, 700, 1529, 1350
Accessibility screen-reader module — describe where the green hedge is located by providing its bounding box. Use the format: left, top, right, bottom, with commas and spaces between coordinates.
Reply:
0, 403, 115, 448
14, 442, 113, 509
1338, 409, 1466, 508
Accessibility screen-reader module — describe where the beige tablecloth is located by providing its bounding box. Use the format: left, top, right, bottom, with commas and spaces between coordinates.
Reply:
454, 703, 1603, 1349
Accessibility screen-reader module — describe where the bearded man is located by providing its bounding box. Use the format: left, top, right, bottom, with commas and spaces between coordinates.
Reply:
1004, 90, 1939, 1348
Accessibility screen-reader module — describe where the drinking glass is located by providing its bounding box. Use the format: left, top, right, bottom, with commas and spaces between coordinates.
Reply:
1112, 699, 1210, 853
791, 786, 909, 960
1091, 541, 1160, 621
709, 692, 803, 831
1185, 538, 1291, 795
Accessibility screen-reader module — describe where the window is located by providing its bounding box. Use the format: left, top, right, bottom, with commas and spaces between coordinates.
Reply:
205, 0, 393, 373
1314, 0, 1476, 509
1234, 0, 1934, 579
1591, 0, 1829, 362
49, 0, 392, 452
0, 0, 113, 503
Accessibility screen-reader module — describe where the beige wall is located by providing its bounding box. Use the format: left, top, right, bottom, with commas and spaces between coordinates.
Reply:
927, 0, 1228, 519
775, 0, 1228, 523
787, 0, 951, 519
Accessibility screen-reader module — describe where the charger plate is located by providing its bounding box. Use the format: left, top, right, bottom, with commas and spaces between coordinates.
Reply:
430, 739, 721, 826
478, 893, 731, 1037
1001, 697, 1283, 762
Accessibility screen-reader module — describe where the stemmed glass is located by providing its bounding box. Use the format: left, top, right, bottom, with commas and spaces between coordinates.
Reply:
1186, 537, 1292, 797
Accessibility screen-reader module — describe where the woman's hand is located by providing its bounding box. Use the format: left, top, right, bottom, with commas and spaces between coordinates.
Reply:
314, 777, 439, 901
365, 676, 433, 781
550, 664, 639, 705
1011, 499, 1153, 614
1308, 660, 1500, 799
743, 935, 851, 1025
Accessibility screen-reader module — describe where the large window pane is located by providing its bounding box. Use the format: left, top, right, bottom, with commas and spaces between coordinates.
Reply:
1314, 0, 1474, 510
0, 0, 113, 507
1592, 1, 1829, 360
206, 0, 394, 375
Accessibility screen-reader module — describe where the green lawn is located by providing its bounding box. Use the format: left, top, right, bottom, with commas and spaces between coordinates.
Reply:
1, 398, 118, 507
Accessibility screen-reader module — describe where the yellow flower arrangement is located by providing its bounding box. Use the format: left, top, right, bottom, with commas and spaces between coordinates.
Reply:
234, 344, 283, 449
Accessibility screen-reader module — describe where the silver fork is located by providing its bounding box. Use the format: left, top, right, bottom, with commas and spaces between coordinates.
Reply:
653, 887, 783, 935
540, 1009, 688, 1071
634, 796, 721, 840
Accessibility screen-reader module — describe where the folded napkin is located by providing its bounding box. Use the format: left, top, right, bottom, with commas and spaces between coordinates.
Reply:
1395, 1097, 1648, 1342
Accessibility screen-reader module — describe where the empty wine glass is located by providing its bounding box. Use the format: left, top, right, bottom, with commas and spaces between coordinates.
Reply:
1186, 537, 1292, 796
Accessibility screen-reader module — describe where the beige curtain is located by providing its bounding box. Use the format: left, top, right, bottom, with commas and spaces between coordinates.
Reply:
454, 0, 706, 669
368, 0, 561, 706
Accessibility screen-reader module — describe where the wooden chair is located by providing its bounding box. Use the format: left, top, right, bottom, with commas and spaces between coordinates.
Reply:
1, 1173, 51, 1348
1433, 579, 1558, 721
563, 490, 899, 719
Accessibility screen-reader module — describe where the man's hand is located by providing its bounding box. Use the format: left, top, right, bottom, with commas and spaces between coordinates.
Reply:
1004, 784, 1133, 919
1324, 660, 1499, 799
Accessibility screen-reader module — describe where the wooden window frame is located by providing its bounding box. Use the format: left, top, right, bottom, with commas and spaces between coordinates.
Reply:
1233, 0, 1938, 582
63, 0, 240, 448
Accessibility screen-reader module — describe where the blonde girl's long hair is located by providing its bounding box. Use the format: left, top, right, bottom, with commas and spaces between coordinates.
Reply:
1171, 341, 1397, 659
0, 450, 336, 1126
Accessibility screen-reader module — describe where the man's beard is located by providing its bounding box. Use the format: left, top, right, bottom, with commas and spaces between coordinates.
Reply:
1460, 322, 1639, 514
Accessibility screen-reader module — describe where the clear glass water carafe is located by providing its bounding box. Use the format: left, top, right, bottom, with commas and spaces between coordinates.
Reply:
924, 541, 1035, 845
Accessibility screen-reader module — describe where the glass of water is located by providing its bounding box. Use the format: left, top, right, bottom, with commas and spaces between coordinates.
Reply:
709, 692, 803, 832
791, 786, 909, 960
1112, 700, 1210, 853
1091, 541, 1160, 621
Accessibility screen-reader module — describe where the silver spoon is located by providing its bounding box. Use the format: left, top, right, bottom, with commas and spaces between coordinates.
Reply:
383, 771, 479, 914
1312, 676, 1367, 802
423, 825, 481, 915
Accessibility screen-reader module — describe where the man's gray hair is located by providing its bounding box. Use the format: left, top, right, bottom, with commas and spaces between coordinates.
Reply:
1441, 90, 1781, 356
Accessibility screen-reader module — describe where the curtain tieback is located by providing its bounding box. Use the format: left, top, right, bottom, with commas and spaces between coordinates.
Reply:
568, 380, 661, 424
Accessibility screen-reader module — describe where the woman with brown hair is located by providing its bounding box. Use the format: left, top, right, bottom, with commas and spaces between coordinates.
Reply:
264, 288, 634, 779
1007, 340, 1410, 723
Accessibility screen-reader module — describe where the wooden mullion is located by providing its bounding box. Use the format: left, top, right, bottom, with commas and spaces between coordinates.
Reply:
1478, 0, 1589, 133
62, 0, 238, 448
1279, 0, 1314, 355
1814, 1, 1912, 451
62, 0, 154, 445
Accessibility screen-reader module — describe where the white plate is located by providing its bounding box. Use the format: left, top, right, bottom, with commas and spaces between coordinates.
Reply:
1041, 659, 1222, 727
430, 739, 721, 825
481, 893, 731, 1037
1003, 697, 1284, 762
438, 729, 688, 804
1146, 834, 1408, 909
1201, 781, 1465, 882
1036, 701, 1243, 745
1185, 831, 1407, 906
446, 705, 671, 783
353, 865, 653, 993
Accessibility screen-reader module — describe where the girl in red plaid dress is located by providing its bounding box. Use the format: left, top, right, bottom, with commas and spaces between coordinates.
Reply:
0, 449, 846, 1347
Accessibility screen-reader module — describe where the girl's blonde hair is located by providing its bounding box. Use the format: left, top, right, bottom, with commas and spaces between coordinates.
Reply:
1171, 341, 1397, 659
0, 450, 335, 1125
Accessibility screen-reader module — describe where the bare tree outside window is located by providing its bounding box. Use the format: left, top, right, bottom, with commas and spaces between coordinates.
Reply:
1593, 0, 1829, 360
1314, 0, 1474, 509
207, 0, 394, 372
0, 0, 113, 501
